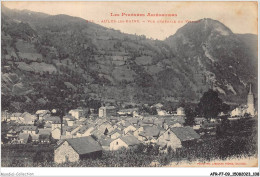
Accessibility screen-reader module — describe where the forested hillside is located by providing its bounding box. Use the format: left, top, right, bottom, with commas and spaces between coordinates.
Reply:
1, 6, 257, 113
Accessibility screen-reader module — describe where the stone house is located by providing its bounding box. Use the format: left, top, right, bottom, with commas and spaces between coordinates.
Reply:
153, 118, 165, 128
36, 110, 51, 121
157, 109, 168, 116
110, 135, 140, 151
123, 125, 138, 135
157, 127, 200, 151
6, 129, 19, 142
117, 108, 138, 117
76, 126, 95, 137
18, 133, 31, 144
20, 112, 37, 125
38, 128, 51, 136
194, 117, 207, 125
51, 120, 65, 131
151, 103, 164, 109
176, 107, 185, 116
107, 129, 123, 139
157, 129, 182, 151
97, 122, 115, 135
52, 127, 62, 139
31, 134, 40, 143
10, 113, 23, 121
170, 127, 200, 142
138, 117, 156, 127
69, 109, 84, 119
65, 126, 81, 136
126, 118, 139, 126
98, 138, 112, 151
45, 116, 60, 127
39, 134, 51, 144
98, 106, 117, 118
64, 114, 77, 126
19, 126, 38, 135
54, 136, 103, 163
134, 126, 164, 144
1, 111, 10, 122
163, 118, 185, 129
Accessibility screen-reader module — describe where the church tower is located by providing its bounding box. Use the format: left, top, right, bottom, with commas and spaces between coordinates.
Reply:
247, 84, 255, 116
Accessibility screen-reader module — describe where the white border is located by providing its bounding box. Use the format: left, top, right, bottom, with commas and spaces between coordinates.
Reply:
1, 167, 260, 177
0, 0, 259, 176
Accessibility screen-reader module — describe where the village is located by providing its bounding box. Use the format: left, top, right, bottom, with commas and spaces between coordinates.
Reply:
1, 85, 257, 165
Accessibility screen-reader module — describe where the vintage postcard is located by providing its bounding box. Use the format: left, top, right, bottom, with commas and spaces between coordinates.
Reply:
0, 1, 259, 176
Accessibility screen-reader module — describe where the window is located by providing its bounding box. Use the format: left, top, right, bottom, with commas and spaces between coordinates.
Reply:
116, 141, 118, 145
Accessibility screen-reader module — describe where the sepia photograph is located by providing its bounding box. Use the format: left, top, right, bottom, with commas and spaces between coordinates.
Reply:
0, 1, 259, 176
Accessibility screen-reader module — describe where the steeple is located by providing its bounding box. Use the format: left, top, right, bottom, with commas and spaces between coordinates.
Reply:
247, 83, 255, 116
249, 84, 253, 95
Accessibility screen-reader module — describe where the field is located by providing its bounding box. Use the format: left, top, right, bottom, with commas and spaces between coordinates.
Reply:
1, 118, 257, 167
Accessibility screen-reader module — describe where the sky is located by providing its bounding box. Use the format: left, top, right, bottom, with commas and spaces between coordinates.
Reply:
2, 1, 258, 40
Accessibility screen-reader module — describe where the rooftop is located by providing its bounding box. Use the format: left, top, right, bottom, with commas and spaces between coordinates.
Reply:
170, 126, 200, 141
120, 135, 140, 146
64, 136, 103, 155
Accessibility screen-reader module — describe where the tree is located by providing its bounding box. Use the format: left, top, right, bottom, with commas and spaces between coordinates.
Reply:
196, 89, 226, 120
184, 104, 195, 126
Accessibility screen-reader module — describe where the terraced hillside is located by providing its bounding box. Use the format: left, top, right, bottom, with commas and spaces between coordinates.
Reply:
1, 6, 257, 113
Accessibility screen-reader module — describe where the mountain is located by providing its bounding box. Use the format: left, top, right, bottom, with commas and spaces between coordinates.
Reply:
165, 18, 257, 102
1, 7, 257, 113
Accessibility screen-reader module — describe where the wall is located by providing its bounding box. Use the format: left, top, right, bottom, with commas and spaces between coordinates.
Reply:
54, 141, 79, 163
110, 139, 128, 151
157, 129, 182, 150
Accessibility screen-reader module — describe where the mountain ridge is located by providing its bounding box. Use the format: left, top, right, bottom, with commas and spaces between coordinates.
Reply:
1, 6, 257, 113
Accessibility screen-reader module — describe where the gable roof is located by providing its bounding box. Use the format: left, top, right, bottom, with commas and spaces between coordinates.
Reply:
165, 117, 185, 125
23, 114, 37, 124
127, 118, 139, 124
77, 126, 92, 134
151, 103, 163, 108
97, 122, 113, 133
38, 128, 51, 135
125, 124, 139, 130
45, 116, 60, 122
95, 119, 108, 126
64, 114, 76, 120
19, 133, 30, 141
36, 110, 51, 115
19, 126, 37, 131
64, 126, 78, 132
69, 109, 84, 113
31, 134, 39, 140
11, 113, 22, 117
98, 138, 112, 146
39, 134, 50, 140
139, 126, 161, 138
21, 112, 30, 118
170, 127, 200, 141
120, 135, 140, 146
107, 128, 123, 136
64, 137, 103, 155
